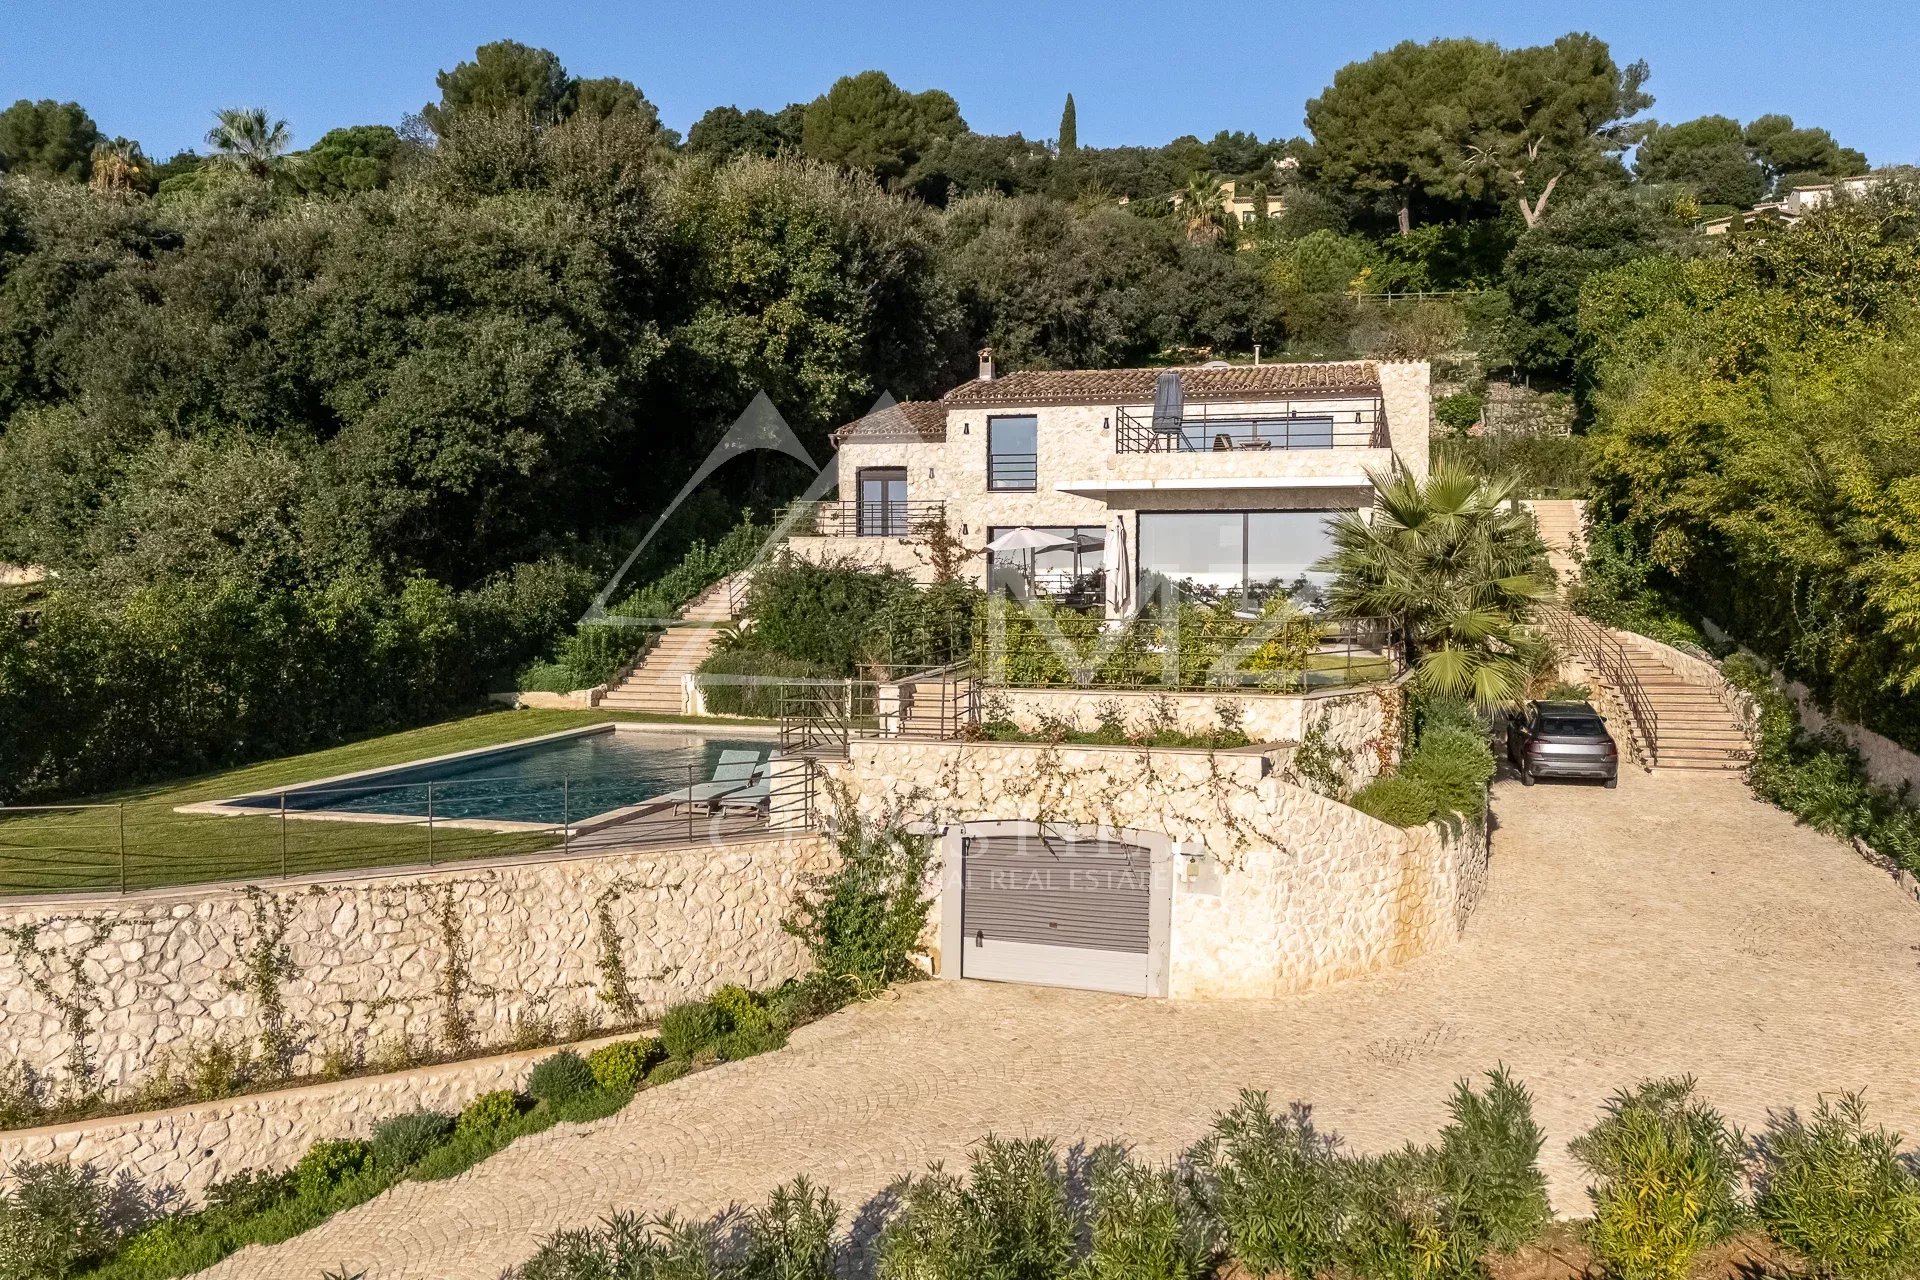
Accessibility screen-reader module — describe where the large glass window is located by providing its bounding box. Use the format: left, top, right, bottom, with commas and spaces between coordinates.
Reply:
987, 415, 1038, 490
986, 525, 1106, 605
1179, 415, 1336, 451
1138, 509, 1344, 603
856, 467, 908, 535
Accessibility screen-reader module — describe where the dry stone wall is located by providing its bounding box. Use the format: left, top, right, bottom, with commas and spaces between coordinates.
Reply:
824, 738, 1482, 997
0, 1030, 637, 1205
0, 835, 830, 1104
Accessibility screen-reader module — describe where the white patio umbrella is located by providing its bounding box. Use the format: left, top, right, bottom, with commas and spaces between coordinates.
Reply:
987, 527, 1074, 598
1104, 515, 1132, 616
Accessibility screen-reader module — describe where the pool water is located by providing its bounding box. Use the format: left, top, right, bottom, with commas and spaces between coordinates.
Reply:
237, 730, 772, 825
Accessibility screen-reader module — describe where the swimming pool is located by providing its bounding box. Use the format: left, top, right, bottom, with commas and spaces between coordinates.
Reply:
216, 726, 774, 826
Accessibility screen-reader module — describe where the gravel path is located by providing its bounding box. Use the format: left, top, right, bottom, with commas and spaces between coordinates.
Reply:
206, 766, 1920, 1279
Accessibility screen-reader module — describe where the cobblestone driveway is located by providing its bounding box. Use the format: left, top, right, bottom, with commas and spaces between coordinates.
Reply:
212, 767, 1920, 1279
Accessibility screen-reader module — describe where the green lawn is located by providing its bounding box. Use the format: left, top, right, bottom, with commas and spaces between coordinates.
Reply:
0, 708, 776, 897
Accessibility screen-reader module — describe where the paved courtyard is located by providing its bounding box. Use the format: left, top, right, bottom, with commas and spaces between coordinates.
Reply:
214, 767, 1920, 1279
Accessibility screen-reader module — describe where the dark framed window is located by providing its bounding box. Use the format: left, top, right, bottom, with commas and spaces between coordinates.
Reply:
1136, 509, 1347, 602
856, 467, 909, 536
987, 415, 1038, 491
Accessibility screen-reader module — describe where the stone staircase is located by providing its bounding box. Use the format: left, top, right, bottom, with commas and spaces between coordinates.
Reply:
1524, 499, 1585, 594
597, 578, 739, 715
1617, 645, 1753, 773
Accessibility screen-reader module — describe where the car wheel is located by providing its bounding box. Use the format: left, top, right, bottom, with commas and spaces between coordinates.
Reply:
1604, 775, 1618, 789
1520, 764, 1535, 786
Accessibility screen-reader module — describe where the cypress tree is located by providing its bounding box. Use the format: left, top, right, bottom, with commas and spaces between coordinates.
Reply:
1058, 93, 1077, 154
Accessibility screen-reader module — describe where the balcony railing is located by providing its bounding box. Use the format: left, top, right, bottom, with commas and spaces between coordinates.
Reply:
987, 451, 1038, 490
1114, 401, 1387, 453
781, 499, 946, 538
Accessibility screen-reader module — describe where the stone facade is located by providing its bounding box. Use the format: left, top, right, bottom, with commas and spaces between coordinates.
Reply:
0, 835, 830, 1104
822, 737, 1482, 998
0, 1029, 641, 1205
829, 361, 1430, 591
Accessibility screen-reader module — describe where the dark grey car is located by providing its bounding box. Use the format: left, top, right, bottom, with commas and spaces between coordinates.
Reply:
1506, 700, 1619, 787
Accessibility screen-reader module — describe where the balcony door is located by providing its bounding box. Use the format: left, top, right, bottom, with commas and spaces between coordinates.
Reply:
857, 467, 909, 536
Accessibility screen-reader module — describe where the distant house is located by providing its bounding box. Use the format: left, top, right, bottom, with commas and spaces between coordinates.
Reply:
1700, 171, 1895, 235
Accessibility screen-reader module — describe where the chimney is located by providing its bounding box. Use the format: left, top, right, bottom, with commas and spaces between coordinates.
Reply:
977, 347, 996, 382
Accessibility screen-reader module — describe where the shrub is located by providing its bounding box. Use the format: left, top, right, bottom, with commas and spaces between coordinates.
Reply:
965, 1137, 1077, 1280
1338, 1146, 1479, 1280
695, 650, 840, 717
370, 1110, 454, 1172
527, 1051, 598, 1106
877, 1170, 992, 1280
709, 985, 768, 1034
1542, 679, 1593, 701
1433, 390, 1484, 434
514, 659, 575, 694
764, 975, 847, 1033
1753, 1093, 1920, 1280
1404, 723, 1495, 819
1569, 1078, 1745, 1280
519, 1211, 724, 1280
1438, 1068, 1551, 1253
1084, 1158, 1214, 1280
646, 1059, 691, 1087
0, 1061, 45, 1129
0, 1160, 112, 1280
585, 1039, 663, 1091
1349, 774, 1439, 827
718, 1023, 787, 1063
1189, 1091, 1344, 1279
782, 803, 935, 999
658, 1002, 729, 1061
742, 1176, 841, 1279
202, 1167, 295, 1221
456, 1090, 524, 1135
292, 1140, 371, 1198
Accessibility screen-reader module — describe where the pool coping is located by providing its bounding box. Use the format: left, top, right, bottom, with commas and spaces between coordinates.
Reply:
176, 721, 783, 832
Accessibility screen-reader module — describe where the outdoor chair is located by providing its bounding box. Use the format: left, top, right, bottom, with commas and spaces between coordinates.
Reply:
656, 749, 763, 813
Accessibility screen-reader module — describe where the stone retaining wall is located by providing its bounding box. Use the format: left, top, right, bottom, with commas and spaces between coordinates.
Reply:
986, 684, 1399, 789
0, 835, 830, 1104
824, 738, 1483, 997
0, 1029, 638, 1205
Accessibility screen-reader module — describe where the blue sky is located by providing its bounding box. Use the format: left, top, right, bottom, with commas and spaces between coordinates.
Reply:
6, 0, 1917, 164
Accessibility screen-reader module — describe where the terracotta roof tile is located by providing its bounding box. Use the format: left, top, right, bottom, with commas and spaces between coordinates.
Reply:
829, 400, 948, 445
941, 361, 1380, 408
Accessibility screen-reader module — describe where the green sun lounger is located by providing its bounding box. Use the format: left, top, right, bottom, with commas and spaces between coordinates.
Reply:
657, 749, 763, 813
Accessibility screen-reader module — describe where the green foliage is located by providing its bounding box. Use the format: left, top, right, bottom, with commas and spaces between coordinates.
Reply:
1337, 1146, 1479, 1280
965, 1137, 1077, 1280
658, 1002, 729, 1061
1438, 1068, 1551, 1252
695, 650, 838, 717
1753, 1093, 1920, 1280
1566, 510, 1706, 650
369, 1110, 455, 1172
783, 807, 935, 999
295, 125, 403, 195
686, 104, 805, 160
1569, 1078, 1746, 1280
717, 1023, 788, 1063
585, 1039, 663, 1092
1189, 1090, 1344, 1279
1720, 656, 1920, 875
800, 71, 965, 188
1634, 116, 1768, 209
735, 556, 973, 677
1083, 1158, 1214, 1280
1350, 774, 1440, 827
1323, 461, 1551, 707
457, 1090, 525, 1134
292, 1140, 371, 1198
1433, 391, 1484, 433
0, 1160, 112, 1279
527, 1051, 598, 1106
1402, 723, 1496, 819
1433, 432, 1592, 501
0, 100, 103, 183
743, 1177, 841, 1279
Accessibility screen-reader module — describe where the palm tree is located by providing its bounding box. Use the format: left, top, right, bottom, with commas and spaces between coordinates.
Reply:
1180, 174, 1230, 244
206, 107, 291, 178
1318, 461, 1551, 707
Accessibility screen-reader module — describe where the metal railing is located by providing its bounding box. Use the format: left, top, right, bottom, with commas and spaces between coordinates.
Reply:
778, 500, 947, 538
0, 763, 780, 898
1538, 603, 1660, 767
1114, 402, 1387, 453
986, 452, 1038, 490
890, 662, 981, 742
973, 610, 1403, 692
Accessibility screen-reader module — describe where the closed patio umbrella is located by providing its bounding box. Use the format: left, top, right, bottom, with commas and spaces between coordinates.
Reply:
1104, 515, 1132, 615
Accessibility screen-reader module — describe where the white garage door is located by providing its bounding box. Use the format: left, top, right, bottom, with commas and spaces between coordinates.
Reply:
959, 835, 1153, 995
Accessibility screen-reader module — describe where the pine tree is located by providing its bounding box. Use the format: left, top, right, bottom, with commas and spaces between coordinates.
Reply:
1058, 93, 1077, 154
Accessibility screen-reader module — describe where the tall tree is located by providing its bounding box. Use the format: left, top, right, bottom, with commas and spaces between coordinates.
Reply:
686, 104, 804, 160
1058, 93, 1077, 154
571, 76, 665, 136
0, 99, 103, 182
1744, 114, 1869, 193
800, 71, 965, 188
87, 138, 149, 194
423, 39, 573, 132
295, 125, 403, 194
205, 107, 291, 178
1634, 115, 1767, 209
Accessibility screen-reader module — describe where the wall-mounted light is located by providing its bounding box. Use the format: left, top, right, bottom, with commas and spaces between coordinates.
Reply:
962, 422, 970, 435
928, 467, 935, 479
1102, 416, 1110, 432
960, 523, 969, 535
